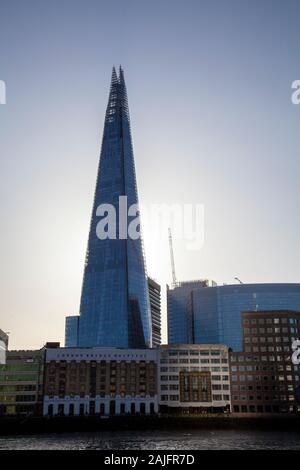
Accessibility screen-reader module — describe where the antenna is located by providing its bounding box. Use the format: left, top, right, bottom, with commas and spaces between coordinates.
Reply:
168, 228, 177, 287
234, 277, 243, 284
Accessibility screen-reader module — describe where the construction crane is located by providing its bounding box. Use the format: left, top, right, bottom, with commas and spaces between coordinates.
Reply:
168, 228, 177, 287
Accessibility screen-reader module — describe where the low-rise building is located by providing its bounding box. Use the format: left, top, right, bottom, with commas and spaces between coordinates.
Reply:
230, 310, 300, 414
43, 347, 158, 416
0, 349, 45, 416
158, 344, 231, 414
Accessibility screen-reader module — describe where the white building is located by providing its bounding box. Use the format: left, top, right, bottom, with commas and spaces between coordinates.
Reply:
158, 344, 231, 413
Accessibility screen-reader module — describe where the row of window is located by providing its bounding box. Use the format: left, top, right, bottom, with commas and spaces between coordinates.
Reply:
243, 318, 298, 325
46, 401, 156, 417
233, 404, 295, 413
160, 366, 229, 373
231, 364, 293, 372
244, 346, 293, 353
232, 384, 295, 392
244, 327, 297, 334
160, 394, 230, 402
244, 336, 295, 344
165, 350, 223, 356
160, 375, 229, 382
230, 355, 294, 362
160, 384, 230, 391
231, 375, 297, 382
232, 394, 295, 402
160, 358, 228, 364
0, 364, 40, 372
0, 394, 36, 403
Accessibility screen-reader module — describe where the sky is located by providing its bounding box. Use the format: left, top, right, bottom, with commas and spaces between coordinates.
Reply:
0, 0, 300, 349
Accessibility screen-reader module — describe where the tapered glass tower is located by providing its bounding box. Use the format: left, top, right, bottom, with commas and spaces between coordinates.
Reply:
77, 67, 152, 348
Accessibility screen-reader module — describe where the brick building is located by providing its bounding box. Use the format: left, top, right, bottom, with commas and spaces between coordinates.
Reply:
43, 347, 158, 416
230, 310, 300, 414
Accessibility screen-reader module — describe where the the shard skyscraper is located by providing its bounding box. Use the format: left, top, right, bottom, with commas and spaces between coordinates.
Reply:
67, 67, 152, 348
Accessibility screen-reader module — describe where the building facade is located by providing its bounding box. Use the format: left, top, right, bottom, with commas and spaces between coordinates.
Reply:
43, 347, 158, 416
0, 330, 8, 364
158, 344, 231, 414
167, 280, 209, 345
65, 316, 79, 347
167, 283, 300, 351
0, 349, 45, 416
74, 67, 152, 349
148, 277, 161, 347
230, 311, 300, 414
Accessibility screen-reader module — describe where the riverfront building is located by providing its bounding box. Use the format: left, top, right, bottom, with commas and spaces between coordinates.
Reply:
230, 310, 300, 414
0, 349, 45, 416
158, 344, 231, 414
43, 347, 158, 417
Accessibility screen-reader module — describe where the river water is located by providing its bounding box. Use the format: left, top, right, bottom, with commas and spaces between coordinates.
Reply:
0, 430, 300, 450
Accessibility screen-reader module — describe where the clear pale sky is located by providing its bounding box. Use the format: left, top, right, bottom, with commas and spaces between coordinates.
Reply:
0, 0, 300, 349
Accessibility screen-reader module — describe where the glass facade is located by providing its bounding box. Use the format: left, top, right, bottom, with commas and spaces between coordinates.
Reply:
77, 67, 151, 348
168, 283, 300, 351
65, 316, 79, 347
167, 283, 197, 344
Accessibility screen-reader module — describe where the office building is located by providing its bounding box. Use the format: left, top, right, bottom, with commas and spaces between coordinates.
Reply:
167, 283, 300, 351
71, 67, 151, 349
158, 344, 231, 414
230, 310, 300, 414
148, 277, 161, 347
0, 349, 45, 416
167, 280, 209, 345
43, 346, 158, 416
65, 316, 79, 347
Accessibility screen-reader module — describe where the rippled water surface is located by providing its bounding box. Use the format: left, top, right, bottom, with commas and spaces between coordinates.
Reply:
1, 430, 300, 450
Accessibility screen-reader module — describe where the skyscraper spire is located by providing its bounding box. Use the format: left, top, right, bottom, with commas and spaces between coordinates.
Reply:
77, 67, 152, 348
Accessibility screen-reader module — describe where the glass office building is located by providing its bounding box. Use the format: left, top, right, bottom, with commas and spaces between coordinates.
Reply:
76, 67, 151, 348
65, 316, 79, 348
168, 283, 300, 351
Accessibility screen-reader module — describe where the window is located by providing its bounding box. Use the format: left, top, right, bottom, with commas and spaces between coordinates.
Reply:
212, 375, 221, 381
212, 394, 222, 401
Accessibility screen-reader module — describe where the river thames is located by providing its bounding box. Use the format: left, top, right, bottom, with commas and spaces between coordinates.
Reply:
0, 429, 300, 450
